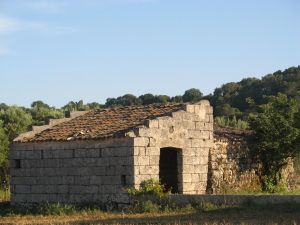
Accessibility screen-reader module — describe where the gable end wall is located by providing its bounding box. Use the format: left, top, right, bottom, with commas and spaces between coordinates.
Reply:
132, 101, 214, 194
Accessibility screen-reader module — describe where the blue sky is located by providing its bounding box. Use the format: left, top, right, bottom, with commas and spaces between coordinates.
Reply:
1, 0, 299, 107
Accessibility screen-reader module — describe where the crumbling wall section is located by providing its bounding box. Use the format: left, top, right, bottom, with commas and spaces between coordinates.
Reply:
208, 126, 295, 194
207, 134, 261, 194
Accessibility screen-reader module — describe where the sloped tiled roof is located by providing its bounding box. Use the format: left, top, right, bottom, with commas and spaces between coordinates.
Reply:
22, 103, 185, 142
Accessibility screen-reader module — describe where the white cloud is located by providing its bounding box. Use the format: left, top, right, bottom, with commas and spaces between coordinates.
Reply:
0, 16, 19, 33
0, 15, 77, 36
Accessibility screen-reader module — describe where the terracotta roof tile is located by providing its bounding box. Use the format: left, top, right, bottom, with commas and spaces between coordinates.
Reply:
23, 103, 185, 142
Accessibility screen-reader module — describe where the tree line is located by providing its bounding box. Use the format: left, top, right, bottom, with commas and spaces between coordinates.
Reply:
0, 65, 300, 190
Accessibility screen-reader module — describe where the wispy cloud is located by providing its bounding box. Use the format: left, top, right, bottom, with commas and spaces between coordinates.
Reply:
0, 16, 19, 33
0, 15, 77, 36
0, 46, 11, 56
26, 0, 67, 13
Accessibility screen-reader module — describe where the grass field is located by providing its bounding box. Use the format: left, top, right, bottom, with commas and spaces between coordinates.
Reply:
0, 201, 300, 225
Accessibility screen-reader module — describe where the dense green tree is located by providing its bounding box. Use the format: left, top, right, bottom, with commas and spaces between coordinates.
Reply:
117, 94, 141, 106
182, 88, 203, 102
31, 100, 50, 109
154, 95, 170, 104
0, 120, 9, 188
249, 93, 300, 191
0, 103, 8, 111
30, 102, 63, 126
139, 94, 157, 105
105, 94, 141, 107
62, 100, 89, 111
87, 102, 102, 109
171, 95, 183, 103
211, 66, 300, 119
0, 106, 32, 141
0, 121, 9, 167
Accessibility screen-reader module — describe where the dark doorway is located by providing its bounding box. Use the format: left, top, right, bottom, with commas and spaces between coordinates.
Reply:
159, 147, 179, 193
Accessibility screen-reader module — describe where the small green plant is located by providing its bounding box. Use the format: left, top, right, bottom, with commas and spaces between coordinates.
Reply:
215, 116, 249, 130
126, 179, 173, 213
126, 179, 168, 198
0, 188, 10, 202
38, 203, 76, 215
262, 176, 287, 193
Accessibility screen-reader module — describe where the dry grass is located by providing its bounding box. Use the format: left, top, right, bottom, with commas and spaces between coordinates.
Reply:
0, 203, 300, 225
0, 189, 10, 202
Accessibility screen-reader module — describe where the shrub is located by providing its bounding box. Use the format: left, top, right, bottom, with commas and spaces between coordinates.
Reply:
126, 179, 173, 213
126, 179, 168, 198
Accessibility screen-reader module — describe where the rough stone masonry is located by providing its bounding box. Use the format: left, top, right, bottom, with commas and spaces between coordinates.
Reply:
10, 100, 214, 205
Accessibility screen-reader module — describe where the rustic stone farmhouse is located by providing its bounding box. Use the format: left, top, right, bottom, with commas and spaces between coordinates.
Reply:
10, 101, 215, 205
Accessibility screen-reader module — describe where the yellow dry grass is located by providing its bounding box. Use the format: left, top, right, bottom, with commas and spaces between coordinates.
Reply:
1, 208, 300, 225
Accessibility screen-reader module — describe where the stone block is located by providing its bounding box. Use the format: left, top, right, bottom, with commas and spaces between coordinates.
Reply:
158, 117, 174, 128
194, 165, 208, 174
85, 148, 100, 158
90, 176, 103, 185
136, 147, 146, 156
11, 177, 36, 185
145, 119, 159, 128
74, 176, 90, 185
191, 139, 203, 147
31, 185, 46, 194
137, 127, 152, 137
113, 147, 130, 157
138, 156, 150, 166
8, 150, 20, 160
182, 182, 195, 192
146, 147, 160, 156
182, 164, 194, 173
99, 185, 116, 194
191, 174, 200, 183
171, 110, 185, 120
83, 158, 98, 166
199, 173, 208, 182
103, 166, 115, 175
61, 176, 74, 185
139, 166, 159, 175
134, 137, 149, 147
199, 156, 208, 165
195, 122, 205, 130
102, 148, 114, 157
74, 149, 86, 158
15, 185, 31, 194
182, 174, 192, 183
182, 156, 194, 165
116, 165, 133, 175
184, 105, 194, 113
188, 130, 202, 139
204, 123, 213, 131
94, 158, 106, 166
149, 137, 156, 147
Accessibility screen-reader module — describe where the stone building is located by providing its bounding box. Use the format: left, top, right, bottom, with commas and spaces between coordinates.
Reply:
10, 100, 214, 204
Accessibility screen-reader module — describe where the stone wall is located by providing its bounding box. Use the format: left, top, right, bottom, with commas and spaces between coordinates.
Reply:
207, 131, 261, 194
9, 138, 134, 205
207, 126, 295, 194
131, 101, 214, 194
